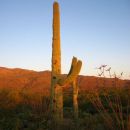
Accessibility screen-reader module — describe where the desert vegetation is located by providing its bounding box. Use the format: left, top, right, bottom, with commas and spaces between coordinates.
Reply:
0, 79, 130, 130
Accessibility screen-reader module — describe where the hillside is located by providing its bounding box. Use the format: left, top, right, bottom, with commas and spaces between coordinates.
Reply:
0, 67, 130, 92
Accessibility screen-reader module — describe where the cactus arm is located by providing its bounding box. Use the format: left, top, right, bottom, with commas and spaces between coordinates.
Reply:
73, 80, 79, 121
67, 57, 77, 75
58, 57, 82, 86
64, 60, 82, 84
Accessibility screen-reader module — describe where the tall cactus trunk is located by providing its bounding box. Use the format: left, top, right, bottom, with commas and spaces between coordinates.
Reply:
54, 85, 63, 120
51, 1, 63, 121
73, 80, 79, 121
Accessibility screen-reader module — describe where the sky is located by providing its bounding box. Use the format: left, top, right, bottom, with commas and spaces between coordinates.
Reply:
0, 0, 130, 79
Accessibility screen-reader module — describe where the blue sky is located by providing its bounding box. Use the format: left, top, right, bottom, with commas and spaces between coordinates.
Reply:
0, 0, 130, 79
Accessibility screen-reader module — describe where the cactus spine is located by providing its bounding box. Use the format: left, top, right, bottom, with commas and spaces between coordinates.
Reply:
51, 1, 82, 121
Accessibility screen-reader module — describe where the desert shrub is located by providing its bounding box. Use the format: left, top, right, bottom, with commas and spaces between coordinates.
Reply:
0, 86, 130, 130
88, 87, 130, 130
0, 88, 21, 109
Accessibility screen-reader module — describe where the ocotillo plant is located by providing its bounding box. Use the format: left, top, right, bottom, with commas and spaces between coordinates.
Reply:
106, 67, 112, 78
51, 1, 82, 122
101, 65, 107, 77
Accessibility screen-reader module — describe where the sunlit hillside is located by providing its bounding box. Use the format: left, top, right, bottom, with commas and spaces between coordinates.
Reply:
0, 67, 130, 91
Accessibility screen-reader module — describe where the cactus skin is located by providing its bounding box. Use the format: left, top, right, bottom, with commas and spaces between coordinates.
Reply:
51, 1, 82, 122
51, 1, 62, 121
73, 80, 79, 121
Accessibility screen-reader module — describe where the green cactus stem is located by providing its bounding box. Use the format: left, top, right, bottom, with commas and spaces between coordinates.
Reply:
51, 1, 62, 122
73, 80, 79, 121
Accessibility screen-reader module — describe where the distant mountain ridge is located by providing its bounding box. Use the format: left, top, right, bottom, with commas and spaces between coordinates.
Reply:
0, 67, 129, 92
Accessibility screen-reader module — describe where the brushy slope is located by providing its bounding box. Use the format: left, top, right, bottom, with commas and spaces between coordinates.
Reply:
0, 67, 130, 130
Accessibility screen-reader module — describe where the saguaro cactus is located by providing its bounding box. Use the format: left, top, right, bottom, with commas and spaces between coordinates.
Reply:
51, 1, 82, 122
